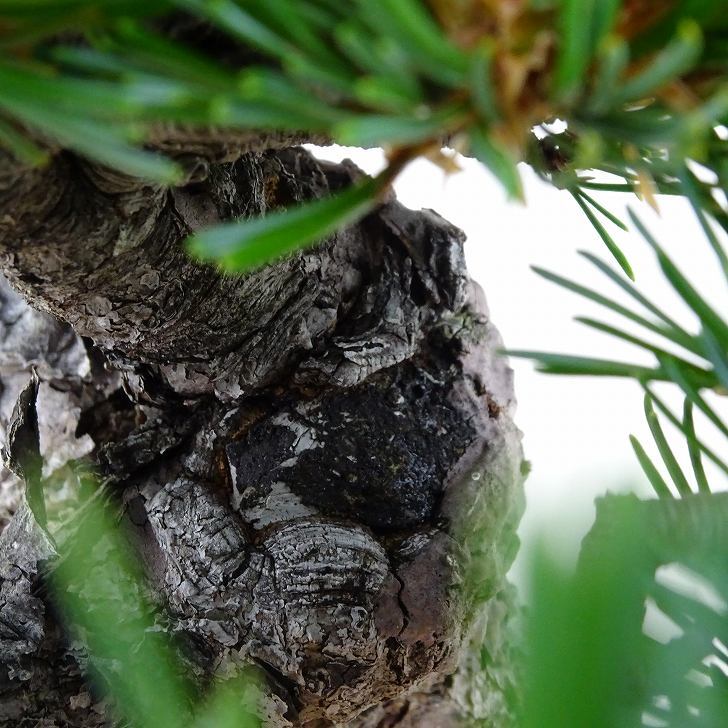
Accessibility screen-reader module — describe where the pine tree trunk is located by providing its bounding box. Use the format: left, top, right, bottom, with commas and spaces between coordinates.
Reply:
0, 132, 524, 726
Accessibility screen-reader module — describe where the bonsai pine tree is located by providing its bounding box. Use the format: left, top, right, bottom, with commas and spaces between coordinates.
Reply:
0, 2, 726, 726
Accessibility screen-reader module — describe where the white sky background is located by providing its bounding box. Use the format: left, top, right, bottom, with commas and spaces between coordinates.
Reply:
308, 144, 728, 586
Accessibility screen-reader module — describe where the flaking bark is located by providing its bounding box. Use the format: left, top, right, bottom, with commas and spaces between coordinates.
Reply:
0, 132, 524, 725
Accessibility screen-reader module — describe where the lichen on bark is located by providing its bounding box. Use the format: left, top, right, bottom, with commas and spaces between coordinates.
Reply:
0, 129, 524, 726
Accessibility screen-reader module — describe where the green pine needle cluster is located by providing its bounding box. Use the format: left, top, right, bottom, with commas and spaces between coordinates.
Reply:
524, 492, 728, 727
0, 1, 727, 275
513, 163, 728, 726
510, 206, 728, 499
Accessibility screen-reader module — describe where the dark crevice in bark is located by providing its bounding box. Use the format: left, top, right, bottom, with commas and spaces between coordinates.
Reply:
252, 657, 304, 724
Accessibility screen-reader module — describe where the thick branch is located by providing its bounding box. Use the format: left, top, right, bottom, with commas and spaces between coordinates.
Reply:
0, 148, 465, 403
0, 144, 525, 726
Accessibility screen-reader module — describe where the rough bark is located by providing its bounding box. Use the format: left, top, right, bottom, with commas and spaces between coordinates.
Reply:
0, 129, 524, 724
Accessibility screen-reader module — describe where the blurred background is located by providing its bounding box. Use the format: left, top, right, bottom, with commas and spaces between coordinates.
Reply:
310, 144, 728, 586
